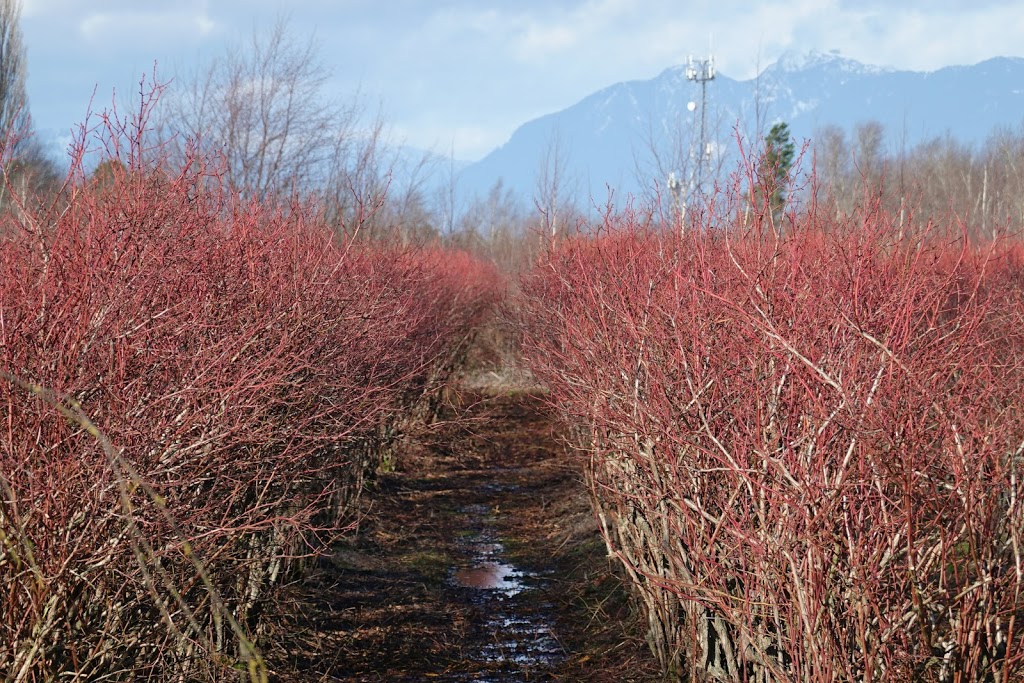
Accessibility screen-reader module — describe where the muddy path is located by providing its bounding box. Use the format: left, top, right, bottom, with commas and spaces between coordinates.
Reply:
266, 388, 661, 682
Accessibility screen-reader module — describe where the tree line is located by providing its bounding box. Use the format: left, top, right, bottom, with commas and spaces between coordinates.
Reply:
808, 120, 1024, 241
3, 2, 1023, 269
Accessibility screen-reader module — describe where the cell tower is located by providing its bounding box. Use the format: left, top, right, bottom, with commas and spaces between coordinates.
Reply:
669, 47, 716, 232
685, 51, 715, 198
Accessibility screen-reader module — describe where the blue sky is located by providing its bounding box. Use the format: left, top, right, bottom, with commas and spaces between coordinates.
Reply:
20, 0, 1024, 162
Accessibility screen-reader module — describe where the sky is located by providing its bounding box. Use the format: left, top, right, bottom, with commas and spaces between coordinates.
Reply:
19, 0, 1024, 163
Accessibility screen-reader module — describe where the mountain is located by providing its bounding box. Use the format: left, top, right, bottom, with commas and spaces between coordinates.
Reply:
456, 50, 1024, 205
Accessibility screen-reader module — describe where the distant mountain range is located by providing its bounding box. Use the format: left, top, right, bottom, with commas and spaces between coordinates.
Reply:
456, 50, 1024, 206
35, 51, 1024, 212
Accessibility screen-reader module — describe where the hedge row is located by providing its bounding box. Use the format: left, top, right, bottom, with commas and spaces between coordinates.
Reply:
0, 111, 500, 680
513, 196, 1024, 682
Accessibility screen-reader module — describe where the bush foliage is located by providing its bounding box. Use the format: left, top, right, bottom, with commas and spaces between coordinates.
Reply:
0, 89, 500, 680
513, 183, 1024, 682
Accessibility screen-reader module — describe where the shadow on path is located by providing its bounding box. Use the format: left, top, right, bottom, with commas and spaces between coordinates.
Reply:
267, 388, 660, 682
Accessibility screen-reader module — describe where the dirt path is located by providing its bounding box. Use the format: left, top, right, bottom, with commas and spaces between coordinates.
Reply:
266, 388, 661, 682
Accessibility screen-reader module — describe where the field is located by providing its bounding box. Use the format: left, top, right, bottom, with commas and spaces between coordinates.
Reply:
511, 185, 1024, 681
0, 104, 501, 680
2, 95, 1024, 682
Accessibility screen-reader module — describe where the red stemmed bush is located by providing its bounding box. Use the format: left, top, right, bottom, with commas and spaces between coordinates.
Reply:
0, 85, 499, 680
513, 180, 1024, 681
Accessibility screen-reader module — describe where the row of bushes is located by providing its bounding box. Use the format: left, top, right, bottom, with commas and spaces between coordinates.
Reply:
512, 188, 1024, 681
0, 103, 500, 680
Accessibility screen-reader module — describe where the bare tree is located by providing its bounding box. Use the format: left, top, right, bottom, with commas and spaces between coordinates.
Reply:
812, 122, 887, 218
436, 140, 460, 237
633, 85, 729, 224
633, 106, 698, 209
810, 119, 1024, 241
535, 127, 580, 243
451, 179, 529, 271
160, 17, 370, 207
853, 120, 886, 189
982, 124, 1024, 231
319, 109, 390, 236
812, 124, 851, 216
0, 0, 61, 210
749, 43, 770, 146
358, 141, 445, 244
0, 0, 27, 147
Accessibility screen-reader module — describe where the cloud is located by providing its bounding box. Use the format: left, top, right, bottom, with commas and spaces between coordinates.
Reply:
515, 23, 579, 61
19, 0, 68, 19
79, 9, 217, 46
22, 0, 1024, 164
773, 1, 1024, 74
20, 0, 44, 18
392, 120, 503, 161
275, 0, 1024, 160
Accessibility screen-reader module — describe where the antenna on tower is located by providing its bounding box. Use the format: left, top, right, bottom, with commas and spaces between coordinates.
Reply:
676, 43, 715, 230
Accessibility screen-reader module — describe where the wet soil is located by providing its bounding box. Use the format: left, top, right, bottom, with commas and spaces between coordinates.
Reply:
265, 387, 661, 682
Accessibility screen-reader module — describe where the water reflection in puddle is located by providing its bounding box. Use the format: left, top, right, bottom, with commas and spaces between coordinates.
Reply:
452, 560, 523, 594
447, 503, 564, 679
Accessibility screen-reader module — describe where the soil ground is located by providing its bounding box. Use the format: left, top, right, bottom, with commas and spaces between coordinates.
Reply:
265, 378, 662, 682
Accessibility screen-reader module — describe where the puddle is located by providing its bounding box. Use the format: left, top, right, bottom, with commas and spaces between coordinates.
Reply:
453, 561, 523, 593
452, 530, 524, 594
446, 504, 564, 679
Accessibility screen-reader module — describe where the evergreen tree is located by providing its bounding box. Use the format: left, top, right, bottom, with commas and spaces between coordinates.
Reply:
759, 122, 796, 224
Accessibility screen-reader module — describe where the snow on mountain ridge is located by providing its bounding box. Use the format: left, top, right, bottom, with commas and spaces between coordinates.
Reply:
770, 48, 894, 76
456, 51, 1024, 206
